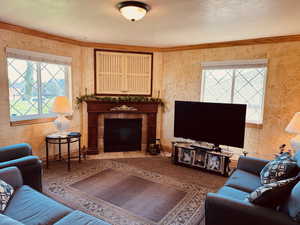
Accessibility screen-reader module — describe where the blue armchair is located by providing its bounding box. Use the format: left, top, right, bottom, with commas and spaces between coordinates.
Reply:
0, 143, 42, 192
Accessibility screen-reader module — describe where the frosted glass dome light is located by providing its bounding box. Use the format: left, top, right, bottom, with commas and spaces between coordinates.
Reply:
117, 1, 150, 22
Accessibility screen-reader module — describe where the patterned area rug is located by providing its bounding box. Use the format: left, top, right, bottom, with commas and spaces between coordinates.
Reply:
43, 159, 214, 225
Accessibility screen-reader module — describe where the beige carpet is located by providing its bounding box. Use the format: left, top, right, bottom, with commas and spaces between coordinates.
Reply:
43, 157, 226, 225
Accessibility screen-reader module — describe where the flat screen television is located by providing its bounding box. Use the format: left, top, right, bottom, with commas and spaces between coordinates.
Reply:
174, 101, 246, 148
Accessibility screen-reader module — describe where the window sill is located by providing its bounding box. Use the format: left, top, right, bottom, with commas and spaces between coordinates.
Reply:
10, 115, 72, 126
246, 123, 263, 129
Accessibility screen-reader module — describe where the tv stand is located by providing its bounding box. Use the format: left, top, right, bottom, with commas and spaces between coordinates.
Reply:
171, 141, 233, 176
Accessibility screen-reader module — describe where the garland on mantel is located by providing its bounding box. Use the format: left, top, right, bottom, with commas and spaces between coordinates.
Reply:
76, 94, 164, 106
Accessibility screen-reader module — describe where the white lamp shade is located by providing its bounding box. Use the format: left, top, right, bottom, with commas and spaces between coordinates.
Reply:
286, 112, 300, 134
52, 96, 72, 114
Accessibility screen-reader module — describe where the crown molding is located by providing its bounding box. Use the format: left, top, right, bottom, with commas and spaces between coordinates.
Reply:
160, 34, 300, 52
0, 21, 160, 52
0, 21, 81, 45
1, 21, 300, 52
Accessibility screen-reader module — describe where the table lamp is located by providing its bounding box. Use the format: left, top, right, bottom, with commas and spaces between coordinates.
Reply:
52, 96, 72, 135
285, 112, 300, 153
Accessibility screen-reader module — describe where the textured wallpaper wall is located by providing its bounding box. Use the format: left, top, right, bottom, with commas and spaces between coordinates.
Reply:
161, 43, 300, 159
0, 30, 164, 158
0, 29, 82, 158
1, 27, 300, 160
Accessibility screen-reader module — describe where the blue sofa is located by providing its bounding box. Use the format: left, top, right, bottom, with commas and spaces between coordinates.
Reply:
205, 156, 300, 225
0, 143, 111, 225
0, 167, 111, 225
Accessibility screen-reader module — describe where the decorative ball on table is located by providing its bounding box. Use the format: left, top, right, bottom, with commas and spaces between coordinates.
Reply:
279, 144, 286, 154
242, 150, 248, 157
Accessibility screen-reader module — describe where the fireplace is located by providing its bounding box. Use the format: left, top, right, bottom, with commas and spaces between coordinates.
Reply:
104, 119, 142, 152
86, 101, 159, 154
98, 113, 147, 153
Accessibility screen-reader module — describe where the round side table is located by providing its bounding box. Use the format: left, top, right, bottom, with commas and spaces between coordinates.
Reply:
45, 132, 82, 171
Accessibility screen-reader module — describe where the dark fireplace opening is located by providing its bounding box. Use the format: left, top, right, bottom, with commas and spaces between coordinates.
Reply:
104, 118, 142, 152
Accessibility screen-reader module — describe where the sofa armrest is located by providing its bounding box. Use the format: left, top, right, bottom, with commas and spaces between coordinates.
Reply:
205, 193, 297, 225
0, 167, 23, 189
0, 156, 40, 168
237, 156, 269, 175
0, 143, 32, 162
0, 156, 42, 192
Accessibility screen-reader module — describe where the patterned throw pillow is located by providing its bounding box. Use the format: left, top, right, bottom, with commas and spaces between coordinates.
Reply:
248, 176, 300, 208
260, 154, 298, 185
0, 179, 14, 212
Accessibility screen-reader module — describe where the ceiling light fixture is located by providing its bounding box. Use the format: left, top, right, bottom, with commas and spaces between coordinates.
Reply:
117, 1, 150, 22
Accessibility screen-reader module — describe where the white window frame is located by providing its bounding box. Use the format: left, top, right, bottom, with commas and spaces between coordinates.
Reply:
201, 59, 268, 125
6, 48, 72, 122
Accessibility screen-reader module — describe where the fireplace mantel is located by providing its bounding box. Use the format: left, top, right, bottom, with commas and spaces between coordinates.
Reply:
86, 101, 159, 154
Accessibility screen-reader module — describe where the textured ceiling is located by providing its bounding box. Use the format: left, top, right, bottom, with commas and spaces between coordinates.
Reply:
1, 0, 300, 47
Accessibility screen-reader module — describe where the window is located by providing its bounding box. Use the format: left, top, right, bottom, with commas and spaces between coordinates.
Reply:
6, 48, 71, 121
201, 59, 267, 124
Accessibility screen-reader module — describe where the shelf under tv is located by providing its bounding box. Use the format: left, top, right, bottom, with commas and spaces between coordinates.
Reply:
171, 141, 233, 176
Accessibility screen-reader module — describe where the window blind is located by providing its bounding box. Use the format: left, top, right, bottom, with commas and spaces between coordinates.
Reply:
201, 59, 268, 70
6, 48, 72, 65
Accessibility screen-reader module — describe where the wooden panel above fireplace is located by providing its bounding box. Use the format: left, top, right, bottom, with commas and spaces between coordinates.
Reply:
86, 101, 159, 154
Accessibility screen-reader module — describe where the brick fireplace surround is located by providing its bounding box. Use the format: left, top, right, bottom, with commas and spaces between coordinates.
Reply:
86, 101, 159, 154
